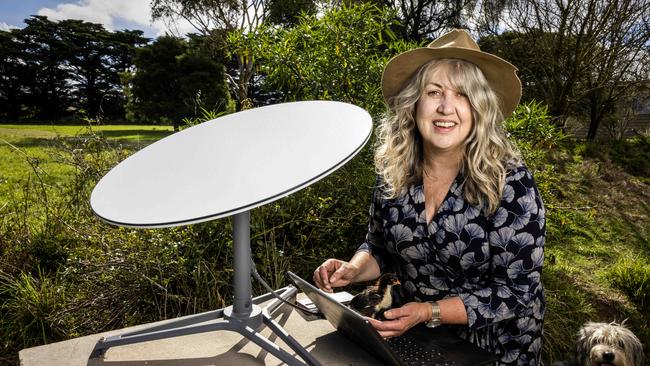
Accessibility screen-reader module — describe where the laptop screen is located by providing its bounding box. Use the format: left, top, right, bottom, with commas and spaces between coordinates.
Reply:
287, 270, 405, 365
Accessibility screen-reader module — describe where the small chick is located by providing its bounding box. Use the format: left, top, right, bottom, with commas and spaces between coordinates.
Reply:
350, 273, 400, 319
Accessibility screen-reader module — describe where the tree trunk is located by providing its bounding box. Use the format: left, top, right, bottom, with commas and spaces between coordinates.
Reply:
236, 52, 254, 111
586, 119, 600, 141
586, 99, 603, 141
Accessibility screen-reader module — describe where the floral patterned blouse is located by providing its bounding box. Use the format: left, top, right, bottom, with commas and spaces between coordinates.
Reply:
358, 163, 545, 366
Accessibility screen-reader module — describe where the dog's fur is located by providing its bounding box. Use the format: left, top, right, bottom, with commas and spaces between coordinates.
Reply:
575, 321, 645, 366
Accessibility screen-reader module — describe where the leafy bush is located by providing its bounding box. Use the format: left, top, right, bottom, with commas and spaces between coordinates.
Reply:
505, 100, 564, 214
541, 266, 596, 363
505, 100, 566, 164
260, 3, 419, 118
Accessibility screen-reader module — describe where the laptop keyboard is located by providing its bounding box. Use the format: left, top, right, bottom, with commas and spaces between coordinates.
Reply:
387, 335, 456, 366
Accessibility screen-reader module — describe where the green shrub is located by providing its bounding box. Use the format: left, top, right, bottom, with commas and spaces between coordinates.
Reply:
250, 146, 375, 285
260, 3, 419, 118
505, 100, 567, 168
506, 100, 566, 147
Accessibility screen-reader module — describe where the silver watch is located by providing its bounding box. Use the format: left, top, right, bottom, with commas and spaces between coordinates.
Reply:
425, 301, 442, 328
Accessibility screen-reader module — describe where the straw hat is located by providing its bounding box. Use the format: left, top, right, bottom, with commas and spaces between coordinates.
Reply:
381, 29, 522, 119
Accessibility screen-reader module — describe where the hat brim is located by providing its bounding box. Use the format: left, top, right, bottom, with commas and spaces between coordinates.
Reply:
381, 47, 522, 119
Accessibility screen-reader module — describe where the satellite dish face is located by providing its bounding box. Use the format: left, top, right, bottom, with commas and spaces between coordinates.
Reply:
91, 101, 373, 228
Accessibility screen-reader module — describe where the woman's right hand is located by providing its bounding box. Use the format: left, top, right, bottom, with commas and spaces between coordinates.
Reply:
313, 258, 360, 293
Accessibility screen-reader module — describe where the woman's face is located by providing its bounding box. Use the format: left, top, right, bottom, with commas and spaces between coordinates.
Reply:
415, 66, 474, 155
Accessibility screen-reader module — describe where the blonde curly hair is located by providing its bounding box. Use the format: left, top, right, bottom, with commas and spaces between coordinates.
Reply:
374, 59, 521, 215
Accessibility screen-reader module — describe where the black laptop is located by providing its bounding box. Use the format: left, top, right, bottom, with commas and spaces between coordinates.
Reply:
287, 271, 498, 366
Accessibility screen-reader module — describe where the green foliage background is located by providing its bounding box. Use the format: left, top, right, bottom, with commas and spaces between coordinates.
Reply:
128, 35, 232, 129
260, 4, 407, 117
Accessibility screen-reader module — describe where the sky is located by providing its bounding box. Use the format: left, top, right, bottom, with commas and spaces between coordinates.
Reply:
0, 0, 196, 39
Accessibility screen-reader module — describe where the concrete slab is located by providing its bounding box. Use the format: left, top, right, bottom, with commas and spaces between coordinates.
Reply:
19, 294, 375, 366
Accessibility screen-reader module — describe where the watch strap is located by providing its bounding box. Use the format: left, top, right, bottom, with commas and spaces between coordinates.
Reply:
426, 301, 441, 328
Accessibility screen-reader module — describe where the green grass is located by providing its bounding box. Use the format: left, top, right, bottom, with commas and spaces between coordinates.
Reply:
1, 143, 73, 202
0, 124, 174, 142
536, 140, 650, 362
0, 124, 174, 202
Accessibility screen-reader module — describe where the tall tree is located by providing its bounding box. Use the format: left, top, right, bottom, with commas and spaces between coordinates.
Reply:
0, 30, 25, 121
485, 0, 650, 139
0, 16, 147, 121
129, 35, 230, 130
322, 0, 480, 41
15, 16, 72, 120
479, 31, 561, 108
58, 19, 148, 118
150, 0, 316, 110
150, 0, 265, 110
578, 2, 650, 140
389, 0, 476, 41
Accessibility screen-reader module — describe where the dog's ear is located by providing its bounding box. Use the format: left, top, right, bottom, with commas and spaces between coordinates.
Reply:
573, 352, 586, 366
626, 331, 645, 366
575, 326, 590, 366
632, 352, 646, 366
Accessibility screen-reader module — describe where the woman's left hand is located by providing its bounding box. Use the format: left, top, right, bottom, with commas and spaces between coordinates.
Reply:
367, 302, 430, 338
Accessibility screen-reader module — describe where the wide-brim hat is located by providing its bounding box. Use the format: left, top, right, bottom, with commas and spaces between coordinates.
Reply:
381, 29, 522, 119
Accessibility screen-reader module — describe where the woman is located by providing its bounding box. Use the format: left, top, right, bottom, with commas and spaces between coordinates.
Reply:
313, 29, 545, 365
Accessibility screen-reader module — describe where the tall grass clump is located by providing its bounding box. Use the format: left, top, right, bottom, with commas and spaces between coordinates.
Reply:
605, 257, 650, 360
584, 134, 650, 183
606, 257, 650, 315
1, 129, 230, 362
0, 268, 68, 349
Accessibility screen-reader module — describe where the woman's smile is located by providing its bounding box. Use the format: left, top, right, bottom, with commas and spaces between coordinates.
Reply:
431, 119, 459, 132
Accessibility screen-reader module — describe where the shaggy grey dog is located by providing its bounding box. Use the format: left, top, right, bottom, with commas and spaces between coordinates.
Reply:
575, 321, 645, 366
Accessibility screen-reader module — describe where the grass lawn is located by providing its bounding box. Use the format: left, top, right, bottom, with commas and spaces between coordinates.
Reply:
0, 124, 174, 201
0, 124, 174, 142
